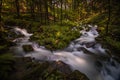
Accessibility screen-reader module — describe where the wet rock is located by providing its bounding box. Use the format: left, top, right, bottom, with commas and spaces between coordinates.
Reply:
95, 61, 103, 68
65, 47, 73, 52
95, 61, 103, 72
50, 61, 72, 74
65, 43, 74, 52
77, 47, 94, 55
112, 57, 120, 63
22, 45, 34, 52
11, 57, 89, 80
74, 44, 81, 48
68, 70, 89, 80
85, 42, 96, 48
77, 47, 83, 51
9, 29, 24, 39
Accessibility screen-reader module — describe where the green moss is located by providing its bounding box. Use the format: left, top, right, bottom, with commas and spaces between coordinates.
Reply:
22, 61, 89, 80
31, 25, 80, 50
68, 70, 89, 80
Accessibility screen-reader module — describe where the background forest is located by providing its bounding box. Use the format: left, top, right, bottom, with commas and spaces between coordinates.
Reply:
0, 0, 120, 80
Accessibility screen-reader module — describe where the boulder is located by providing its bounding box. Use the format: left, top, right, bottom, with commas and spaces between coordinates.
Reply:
77, 47, 94, 55
50, 61, 72, 74
68, 70, 89, 80
11, 57, 89, 80
22, 45, 34, 52
85, 42, 96, 48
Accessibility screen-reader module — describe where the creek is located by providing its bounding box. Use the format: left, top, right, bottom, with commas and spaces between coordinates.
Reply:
10, 25, 120, 80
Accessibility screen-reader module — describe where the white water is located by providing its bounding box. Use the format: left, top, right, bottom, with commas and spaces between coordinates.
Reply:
11, 25, 120, 80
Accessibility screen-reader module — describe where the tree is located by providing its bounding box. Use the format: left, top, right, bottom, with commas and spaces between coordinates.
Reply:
36, 0, 42, 23
60, 0, 62, 25
45, 0, 49, 24
15, 0, 20, 18
106, 0, 111, 35
29, 0, 35, 19
0, 0, 3, 21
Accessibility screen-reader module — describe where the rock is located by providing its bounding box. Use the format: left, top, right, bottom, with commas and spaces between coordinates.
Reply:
95, 61, 103, 72
65, 47, 73, 52
22, 45, 34, 52
85, 42, 96, 48
77, 47, 94, 55
68, 70, 89, 80
77, 47, 83, 51
9, 29, 24, 39
112, 57, 120, 63
95, 61, 103, 68
50, 61, 72, 74
10, 58, 89, 80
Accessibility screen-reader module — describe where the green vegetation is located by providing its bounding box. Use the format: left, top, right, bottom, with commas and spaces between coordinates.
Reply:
0, 53, 15, 80
31, 25, 80, 50
0, 0, 120, 80
0, 23, 15, 80
104, 37, 120, 57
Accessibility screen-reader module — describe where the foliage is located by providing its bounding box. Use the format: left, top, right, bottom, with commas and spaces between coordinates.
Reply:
0, 53, 15, 80
61, 19, 78, 26
0, 23, 15, 53
1, 0, 120, 80
85, 13, 108, 26
105, 37, 120, 53
31, 24, 80, 50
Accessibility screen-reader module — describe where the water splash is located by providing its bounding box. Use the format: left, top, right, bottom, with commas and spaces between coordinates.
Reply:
14, 27, 33, 37
11, 25, 120, 80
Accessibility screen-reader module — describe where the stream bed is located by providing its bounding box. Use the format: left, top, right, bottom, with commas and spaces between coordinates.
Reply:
10, 25, 120, 80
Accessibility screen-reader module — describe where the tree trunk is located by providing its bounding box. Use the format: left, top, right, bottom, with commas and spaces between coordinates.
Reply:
106, 0, 111, 35
45, 0, 49, 24
64, 0, 67, 20
30, 0, 35, 19
15, 0, 20, 18
39, 0, 42, 24
0, 0, 2, 21
53, 1, 56, 23
60, 0, 62, 25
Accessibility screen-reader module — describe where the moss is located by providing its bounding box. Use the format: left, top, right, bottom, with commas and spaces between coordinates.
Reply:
22, 61, 89, 80
68, 70, 89, 80
31, 25, 80, 50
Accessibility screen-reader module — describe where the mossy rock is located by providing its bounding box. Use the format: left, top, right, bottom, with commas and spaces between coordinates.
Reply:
68, 70, 89, 80
23, 61, 89, 80
22, 45, 34, 52
9, 57, 89, 80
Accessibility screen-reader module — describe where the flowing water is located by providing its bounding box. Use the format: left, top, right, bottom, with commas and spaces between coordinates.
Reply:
10, 25, 120, 80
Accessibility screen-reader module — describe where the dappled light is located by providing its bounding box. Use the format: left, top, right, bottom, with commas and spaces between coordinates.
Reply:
0, 0, 120, 80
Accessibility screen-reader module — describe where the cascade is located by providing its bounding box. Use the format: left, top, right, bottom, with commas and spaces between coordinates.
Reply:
11, 25, 120, 80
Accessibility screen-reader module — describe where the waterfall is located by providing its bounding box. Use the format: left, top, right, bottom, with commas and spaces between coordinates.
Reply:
11, 25, 120, 80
